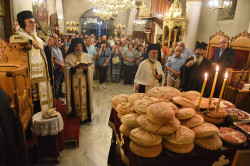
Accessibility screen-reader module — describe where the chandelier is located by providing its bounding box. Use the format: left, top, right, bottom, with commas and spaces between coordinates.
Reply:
208, 0, 233, 11
90, 0, 146, 20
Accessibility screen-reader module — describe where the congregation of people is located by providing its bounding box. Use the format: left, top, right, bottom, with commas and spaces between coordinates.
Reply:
45, 34, 235, 98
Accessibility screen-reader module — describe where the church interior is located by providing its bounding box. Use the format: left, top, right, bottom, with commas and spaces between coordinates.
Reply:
0, 0, 250, 166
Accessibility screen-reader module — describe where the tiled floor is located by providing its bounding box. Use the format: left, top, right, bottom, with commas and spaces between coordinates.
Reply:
36, 80, 134, 166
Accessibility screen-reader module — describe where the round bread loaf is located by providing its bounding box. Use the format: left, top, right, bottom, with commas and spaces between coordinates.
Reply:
192, 123, 219, 138
195, 135, 222, 150
163, 125, 195, 145
128, 93, 149, 104
182, 91, 200, 102
173, 96, 195, 109
148, 86, 182, 101
164, 102, 179, 114
181, 114, 204, 128
111, 94, 129, 106
194, 97, 216, 110
136, 114, 180, 135
116, 102, 135, 114
134, 97, 161, 113
163, 141, 194, 154
176, 108, 195, 120
130, 141, 163, 158
204, 115, 225, 125
119, 124, 132, 137
146, 102, 175, 124
130, 127, 162, 146
121, 113, 139, 128
206, 107, 227, 118
117, 113, 124, 119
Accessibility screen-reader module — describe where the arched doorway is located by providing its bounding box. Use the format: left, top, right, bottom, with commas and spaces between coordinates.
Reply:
81, 9, 114, 37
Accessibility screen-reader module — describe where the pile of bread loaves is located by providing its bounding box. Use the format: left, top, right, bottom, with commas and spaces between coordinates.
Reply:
111, 87, 224, 158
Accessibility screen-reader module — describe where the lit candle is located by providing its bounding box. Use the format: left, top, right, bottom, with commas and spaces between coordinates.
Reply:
197, 73, 208, 109
209, 65, 219, 103
216, 72, 228, 109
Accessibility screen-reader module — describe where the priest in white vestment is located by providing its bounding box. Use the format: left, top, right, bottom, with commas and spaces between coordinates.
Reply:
64, 38, 94, 122
15, 10, 53, 111
134, 44, 165, 93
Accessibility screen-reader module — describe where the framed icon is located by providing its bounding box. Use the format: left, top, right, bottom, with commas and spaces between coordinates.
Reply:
76, 22, 80, 26
71, 21, 75, 26
66, 21, 70, 26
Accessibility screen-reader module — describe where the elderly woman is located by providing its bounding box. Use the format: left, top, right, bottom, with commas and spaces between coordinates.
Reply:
122, 42, 137, 85
97, 40, 111, 89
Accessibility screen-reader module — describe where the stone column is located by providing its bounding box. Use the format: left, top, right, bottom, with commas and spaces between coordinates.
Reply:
126, 8, 137, 36
183, 0, 203, 51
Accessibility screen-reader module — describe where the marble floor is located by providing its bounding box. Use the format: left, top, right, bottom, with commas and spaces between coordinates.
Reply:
36, 80, 134, 166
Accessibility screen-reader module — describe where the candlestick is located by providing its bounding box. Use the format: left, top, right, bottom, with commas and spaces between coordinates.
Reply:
216, 72, 228, 109
209, 65, 219, 103
197, 73, 208, 109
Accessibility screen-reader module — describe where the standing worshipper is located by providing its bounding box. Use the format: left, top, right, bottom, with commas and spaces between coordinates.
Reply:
97, 40, 111, 89
177, 41, 194, 59
52, 34, 64, 99
180, 43, 212, 96
134, 44, 165, 93
44, 37, 54, 85
64, 38, 94, 122
210, 37, 235, 97
165, 46, 186, 89
111, 40, 122, 82
122, 43, 137, 85
16, 10, 53, 111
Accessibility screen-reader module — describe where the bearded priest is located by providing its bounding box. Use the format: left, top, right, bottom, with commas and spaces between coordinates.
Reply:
134, 44, 165, 93
64, 38, 94, 122
180, 43, 212, 97
15, 10, 53, 111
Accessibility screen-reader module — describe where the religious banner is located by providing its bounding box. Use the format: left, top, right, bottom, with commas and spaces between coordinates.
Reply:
0, 17, 4, 39
0, 0, 5, 17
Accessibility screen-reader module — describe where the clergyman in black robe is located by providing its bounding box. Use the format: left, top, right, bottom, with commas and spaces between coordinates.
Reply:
180, 43, 212, 97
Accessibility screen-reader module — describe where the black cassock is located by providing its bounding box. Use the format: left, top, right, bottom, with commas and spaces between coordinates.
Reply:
180, 57, 212, 97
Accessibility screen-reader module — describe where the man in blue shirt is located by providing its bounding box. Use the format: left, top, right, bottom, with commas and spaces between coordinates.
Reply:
165, 46, 186, 89
177, 41, 194, 59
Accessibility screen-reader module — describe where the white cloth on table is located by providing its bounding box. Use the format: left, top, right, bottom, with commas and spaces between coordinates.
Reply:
31, 111, 64, 136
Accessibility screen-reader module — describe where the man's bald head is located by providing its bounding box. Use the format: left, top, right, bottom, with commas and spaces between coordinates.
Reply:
219, 37, 229, 50
177, 41, 185, 50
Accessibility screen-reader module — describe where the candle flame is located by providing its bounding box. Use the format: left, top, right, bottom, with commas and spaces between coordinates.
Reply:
225, 72, 228, 79
216, 65, 219, 72
205, 72, 208, 79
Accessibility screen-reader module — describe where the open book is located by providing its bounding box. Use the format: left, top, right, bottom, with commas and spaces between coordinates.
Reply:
76, 62, 93, 67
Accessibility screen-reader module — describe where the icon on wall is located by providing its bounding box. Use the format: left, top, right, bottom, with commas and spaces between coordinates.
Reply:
76, 22, 80, 26
66, 21, 70, 26
122, 25, 126, 29
71, 21, 75, 26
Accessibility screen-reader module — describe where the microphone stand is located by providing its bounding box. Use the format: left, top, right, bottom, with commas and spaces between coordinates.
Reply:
230, 64, 246, 104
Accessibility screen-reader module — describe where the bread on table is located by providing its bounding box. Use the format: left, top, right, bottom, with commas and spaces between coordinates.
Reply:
163, 125, 195, 145
136, 114, 180, 135
130, 127, 162, 146
116, 102, 135, 114
195, 134, 222, 150
128, 93, 149, 104
173, 96, 196, 109
148, 86, 182, 101
192, 123, 219, 138
130, 141, 163, 158
163, 141, 194, 154
180, 113, 204, 128
146, 102, 175, 124
121, 113, 139, 128
176, 108, 195, 120
119, 124, 133, 137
